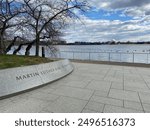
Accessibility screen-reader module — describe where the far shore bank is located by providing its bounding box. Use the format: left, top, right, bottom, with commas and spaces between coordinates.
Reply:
54, 44, 150, 46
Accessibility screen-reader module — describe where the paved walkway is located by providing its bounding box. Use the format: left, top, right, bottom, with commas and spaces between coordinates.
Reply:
0, 62, 150, 113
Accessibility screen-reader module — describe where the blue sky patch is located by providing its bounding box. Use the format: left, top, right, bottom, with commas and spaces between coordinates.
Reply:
82, 9, 133, 21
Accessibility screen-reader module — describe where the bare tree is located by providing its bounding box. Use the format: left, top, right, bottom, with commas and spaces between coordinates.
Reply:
0, 0, 89, 55
21, 0, 89, 56
0, 0, 25, 54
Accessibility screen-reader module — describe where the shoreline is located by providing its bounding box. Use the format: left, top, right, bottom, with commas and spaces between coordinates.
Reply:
54, 44, 150, 46
51, 58, 150, 68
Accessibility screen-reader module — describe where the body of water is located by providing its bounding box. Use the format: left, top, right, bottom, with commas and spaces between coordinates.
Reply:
8, 44, 150, 64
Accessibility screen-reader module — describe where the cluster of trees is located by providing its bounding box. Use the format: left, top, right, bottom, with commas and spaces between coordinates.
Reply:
0, 0, 89, 56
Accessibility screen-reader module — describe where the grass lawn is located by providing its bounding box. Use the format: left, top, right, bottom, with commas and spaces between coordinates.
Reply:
0, 55, 53, 69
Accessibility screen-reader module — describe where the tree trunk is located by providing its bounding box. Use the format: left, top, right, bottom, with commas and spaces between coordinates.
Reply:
6, 36, 18, 53
13, 40, 35, 55
35, 35, 40, 56
0, 36, 2, 54
25, 40, 35, 55
42, 47, 45, 57
0, 35, 5, 54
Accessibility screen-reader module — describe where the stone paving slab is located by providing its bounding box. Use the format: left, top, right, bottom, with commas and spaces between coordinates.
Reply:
52, 86, 94, 100
143, 104, 150, 112
1, 62, 150, 113
138, 92, 150, 104
108, 89, 140, 102
103, 105, 143, 113
61, 80, 90, 88
93, 90, 108, 97
104, 76, 123, 83
43, 96, 87, 113
86, 80, 111, 92
111, 82, 123, 90
124, 100, 143, 111
124, 84, 149, 93
82, 109, 99, 113
28, 92, 60, 102
91, 95, 123, 107
84, 101, 104, 112
2, 98, 51, 113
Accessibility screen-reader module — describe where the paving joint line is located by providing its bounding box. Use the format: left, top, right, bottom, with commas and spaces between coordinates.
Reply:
123, 67, 125, 90
102, 104, 106, 113
83, 79, 93, 89
137, 92, 145, 113
81, 90, 95, 113
107, 82, 113, 97
102, 66, 112, 80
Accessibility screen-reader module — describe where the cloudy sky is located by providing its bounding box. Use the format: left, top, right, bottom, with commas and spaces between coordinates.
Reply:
63, 0, 150, 43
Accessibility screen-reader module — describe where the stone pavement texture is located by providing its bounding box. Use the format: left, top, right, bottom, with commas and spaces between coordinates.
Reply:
0, 62, 150, 113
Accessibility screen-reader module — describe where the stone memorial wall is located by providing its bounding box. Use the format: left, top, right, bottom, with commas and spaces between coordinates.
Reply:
0, 59, 73, 98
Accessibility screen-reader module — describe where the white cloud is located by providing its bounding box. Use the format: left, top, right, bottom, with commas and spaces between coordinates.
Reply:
63, 15, 150, 42
10, 0, 150, 42
88, 0, 150, 18
62, 0, 150, 42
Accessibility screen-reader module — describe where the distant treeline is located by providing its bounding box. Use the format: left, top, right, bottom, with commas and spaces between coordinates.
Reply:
5, 40, 150, 46
58, 41, 150, 45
